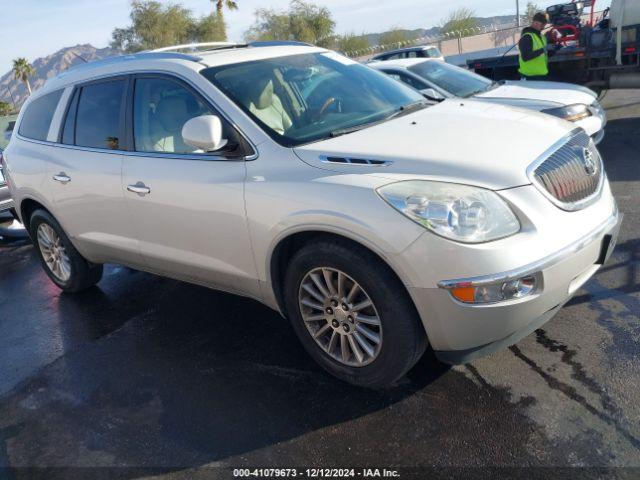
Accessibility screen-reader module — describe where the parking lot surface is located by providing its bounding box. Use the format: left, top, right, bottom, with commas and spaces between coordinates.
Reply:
0, 91, 639, 479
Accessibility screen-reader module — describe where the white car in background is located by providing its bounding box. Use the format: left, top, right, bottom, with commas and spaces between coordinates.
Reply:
369, 45, 445, 63
0, 148, 13, 215
4, 121, 15, 143
370, 58, 607, 144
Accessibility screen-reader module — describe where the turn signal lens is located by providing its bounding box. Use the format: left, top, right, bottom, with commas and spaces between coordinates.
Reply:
449, 274, 539, 304
451, 286, 476, 303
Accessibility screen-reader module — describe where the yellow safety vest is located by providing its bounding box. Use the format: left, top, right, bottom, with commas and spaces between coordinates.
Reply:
519, 32, 549, 77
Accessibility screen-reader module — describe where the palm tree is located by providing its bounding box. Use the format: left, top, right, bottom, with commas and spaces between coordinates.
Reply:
12, 58, 35, 96
212, 0, 238, 17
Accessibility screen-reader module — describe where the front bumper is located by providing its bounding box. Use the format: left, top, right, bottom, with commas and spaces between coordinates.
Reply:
395, 182, 620, 363
430, 211, 621, 364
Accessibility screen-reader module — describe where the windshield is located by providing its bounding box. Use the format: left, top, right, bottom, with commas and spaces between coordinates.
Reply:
409, 61, 493, 98
201, 52, 426, 147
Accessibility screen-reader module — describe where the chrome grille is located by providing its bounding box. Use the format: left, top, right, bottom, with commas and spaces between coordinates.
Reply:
530, 130, 604, 211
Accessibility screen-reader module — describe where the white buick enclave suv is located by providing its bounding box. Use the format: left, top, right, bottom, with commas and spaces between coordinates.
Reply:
3, 42, 621, 387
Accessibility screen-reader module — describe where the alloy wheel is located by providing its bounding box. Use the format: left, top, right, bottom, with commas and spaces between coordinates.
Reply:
37, 223, 71, 282
298, 267, 382, 367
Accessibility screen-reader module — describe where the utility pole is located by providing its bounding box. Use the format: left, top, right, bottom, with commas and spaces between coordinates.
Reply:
516, 0, 521, 27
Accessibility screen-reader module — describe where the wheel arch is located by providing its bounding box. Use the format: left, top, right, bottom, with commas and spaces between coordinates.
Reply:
20, 197, 52, 234
268, 229, 421, 327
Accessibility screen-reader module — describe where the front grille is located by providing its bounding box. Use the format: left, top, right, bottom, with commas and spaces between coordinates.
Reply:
530, 130, 604, 211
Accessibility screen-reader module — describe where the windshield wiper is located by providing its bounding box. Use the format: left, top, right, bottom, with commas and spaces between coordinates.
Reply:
386, 100, 429, 120
329, 102, 428, 138
465, 80, 505, 98
483, 80, 505, 93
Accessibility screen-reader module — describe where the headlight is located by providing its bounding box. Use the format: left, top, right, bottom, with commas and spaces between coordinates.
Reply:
376, 180, 520, 243
590, 101, 607, 122
542, 103, 591, 122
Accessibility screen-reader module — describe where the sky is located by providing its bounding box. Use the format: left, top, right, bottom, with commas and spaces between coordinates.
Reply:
0, 0, 613, 75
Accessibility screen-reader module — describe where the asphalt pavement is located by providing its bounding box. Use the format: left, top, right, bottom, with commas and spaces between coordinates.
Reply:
0, 91, 638, 480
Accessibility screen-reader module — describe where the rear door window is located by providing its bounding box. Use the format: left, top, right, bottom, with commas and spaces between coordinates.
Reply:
18, 90, 63, 141
75, 79, 126, 150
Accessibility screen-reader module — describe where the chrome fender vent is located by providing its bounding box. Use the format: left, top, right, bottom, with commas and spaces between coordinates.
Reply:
320, 156, 392, 166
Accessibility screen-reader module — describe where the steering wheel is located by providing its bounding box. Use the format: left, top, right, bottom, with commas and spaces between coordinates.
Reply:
318, 97, 337, 116
311, 96, 342, 122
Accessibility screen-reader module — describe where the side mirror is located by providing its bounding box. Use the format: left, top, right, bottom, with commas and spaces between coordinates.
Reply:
182, 115, 228, 152
420, 88, 445, 101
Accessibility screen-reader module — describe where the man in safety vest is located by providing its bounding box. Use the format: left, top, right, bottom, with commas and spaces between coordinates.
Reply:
519, 12, 553, 80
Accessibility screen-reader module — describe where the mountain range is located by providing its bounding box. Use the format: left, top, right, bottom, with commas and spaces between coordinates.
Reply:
0, 44, 118, 108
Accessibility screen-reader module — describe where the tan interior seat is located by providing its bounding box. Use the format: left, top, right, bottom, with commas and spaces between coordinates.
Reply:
149, 96, 193, 153
247, 79, 293, 135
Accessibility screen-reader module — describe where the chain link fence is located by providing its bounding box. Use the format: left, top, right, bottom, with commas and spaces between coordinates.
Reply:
345, 22, 525, 61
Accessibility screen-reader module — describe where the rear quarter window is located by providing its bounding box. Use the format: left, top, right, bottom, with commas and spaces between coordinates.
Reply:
18, 90, 63, 141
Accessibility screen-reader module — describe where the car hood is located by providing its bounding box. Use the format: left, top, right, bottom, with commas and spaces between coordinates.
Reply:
476, 80, 597, 107
469, 95, 562, 112
293, 99, 575, 190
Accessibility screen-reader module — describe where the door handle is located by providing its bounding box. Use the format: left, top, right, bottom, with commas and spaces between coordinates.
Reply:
53, 173, 71, 184
127, 183, 151, 196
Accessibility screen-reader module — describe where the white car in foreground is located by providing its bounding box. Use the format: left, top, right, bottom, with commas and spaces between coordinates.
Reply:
371, 57, 607, 144
4, 43, 620, 387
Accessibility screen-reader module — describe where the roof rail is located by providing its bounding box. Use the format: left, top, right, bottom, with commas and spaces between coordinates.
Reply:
248, 40, 312, 47
150, 42, 245, 53
57, 51, 204, 78
51, 41, 316, 83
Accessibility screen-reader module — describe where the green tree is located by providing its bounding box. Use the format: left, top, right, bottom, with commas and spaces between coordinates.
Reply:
111, 1, 228, 52
0, 101, 12, 116
213, 0, 238, 16
245, 0, 336, 48
378, 29, 410, 49
245, 9, 290, 41
337, 33, 369, 55
195, 13, 227, 42
526, 2, 541, 24
441, 7, 478, 37
12, 58, 35, 96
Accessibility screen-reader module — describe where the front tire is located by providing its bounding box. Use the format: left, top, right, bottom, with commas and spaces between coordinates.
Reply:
283, 238, 427, 388
30, 209, 103, 293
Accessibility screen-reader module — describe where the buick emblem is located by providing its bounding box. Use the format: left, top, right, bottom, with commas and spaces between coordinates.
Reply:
582, 148, 597, 176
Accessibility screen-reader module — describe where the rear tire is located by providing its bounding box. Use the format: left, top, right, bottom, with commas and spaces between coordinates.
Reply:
283, 238, 427, 388
30, 209, 103, 293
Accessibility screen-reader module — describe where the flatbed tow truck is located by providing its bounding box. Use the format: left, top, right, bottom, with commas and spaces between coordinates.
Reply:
469, 0, 640, 93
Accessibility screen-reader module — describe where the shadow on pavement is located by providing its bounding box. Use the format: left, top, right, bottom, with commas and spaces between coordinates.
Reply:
599, 117, 640, 182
